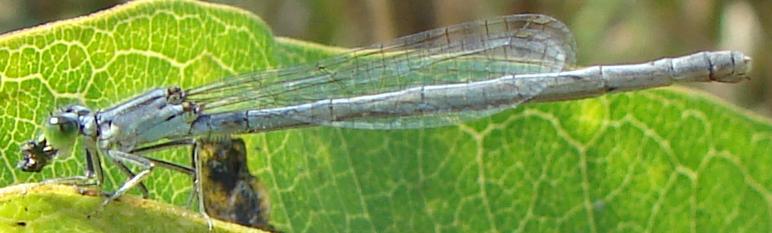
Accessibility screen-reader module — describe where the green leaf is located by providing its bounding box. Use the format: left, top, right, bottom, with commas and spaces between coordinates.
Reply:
0, 183, 259, 232
0, 0, 770, 232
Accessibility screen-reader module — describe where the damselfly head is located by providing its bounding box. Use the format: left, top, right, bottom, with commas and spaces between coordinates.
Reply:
20, 105, 90, 173
41, 112, 80, 159
18, 139, 57, 172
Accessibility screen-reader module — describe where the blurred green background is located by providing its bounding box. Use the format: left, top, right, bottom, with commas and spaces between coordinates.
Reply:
0, 0, 768, 117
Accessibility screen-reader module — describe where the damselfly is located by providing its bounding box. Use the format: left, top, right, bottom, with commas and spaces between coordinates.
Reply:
18, 14, 750, 211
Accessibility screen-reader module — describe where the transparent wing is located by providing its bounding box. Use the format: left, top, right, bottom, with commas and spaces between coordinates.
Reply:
186, 14, 576, 129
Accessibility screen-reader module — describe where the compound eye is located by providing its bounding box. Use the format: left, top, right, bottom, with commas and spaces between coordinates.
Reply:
43, 115, 79, 157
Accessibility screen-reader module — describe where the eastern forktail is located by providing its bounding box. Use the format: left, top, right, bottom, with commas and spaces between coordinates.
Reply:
18, 14, 750, 208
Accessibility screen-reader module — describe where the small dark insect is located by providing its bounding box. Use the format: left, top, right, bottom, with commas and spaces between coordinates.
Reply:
16, 222, 27, 227
195, 137, 278, 232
